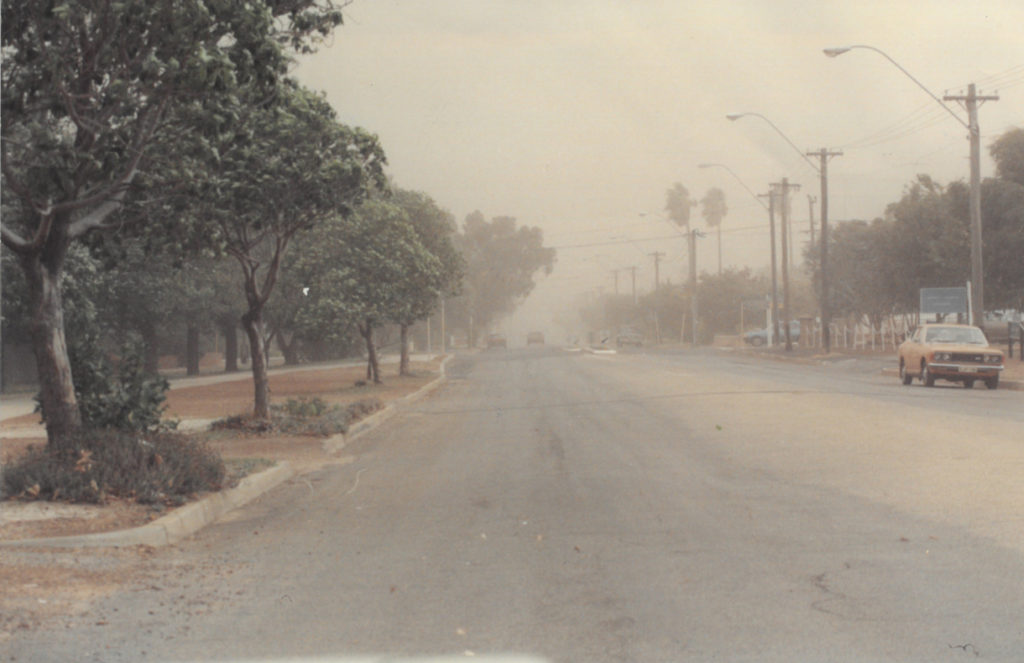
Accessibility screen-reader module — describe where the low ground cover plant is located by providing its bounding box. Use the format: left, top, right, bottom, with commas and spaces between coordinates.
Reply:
212, 397, 382, 437
2, 429, 225, 505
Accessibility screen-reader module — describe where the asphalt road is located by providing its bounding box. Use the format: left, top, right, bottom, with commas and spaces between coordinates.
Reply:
9, 347, 1024, 662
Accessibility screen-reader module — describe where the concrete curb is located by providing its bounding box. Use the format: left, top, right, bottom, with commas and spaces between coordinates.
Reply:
879, 367, 1023, 390
322, 355, 452, 454
0, 461, 295, 549
0, 355, 455, 549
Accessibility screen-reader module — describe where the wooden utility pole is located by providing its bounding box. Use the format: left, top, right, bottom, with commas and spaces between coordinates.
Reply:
944, 84, 998, 326
649, 251, 664, 291
806, 148, 843, 353
807, 194, 816, 248
760, 191, 780, 347
772, 178, 800, 351
688, 230, 699, 345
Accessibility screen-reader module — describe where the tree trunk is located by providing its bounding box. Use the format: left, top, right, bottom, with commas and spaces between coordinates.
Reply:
141, 321, 161, 375
399, 323, 411, 376
222, 320, 239, 373
276, 329, 300, 366
19, 246, 82, 450
241, 309, 271, 419
186, 324, 201, 376
359, 320, 381, 384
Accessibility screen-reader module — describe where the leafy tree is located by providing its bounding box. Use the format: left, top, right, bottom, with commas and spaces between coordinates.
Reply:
390, 189, 464, 374
979, 178, 1024, 311
701, 187, 728, 274
450, 213, 556, 346
816, 220, 899, 330
293, 200, 433, 383
1, 0, 346, 448
990, 127, 1024, 187
191, 85, 385, 418
984, 128, 1024, 311
693, 268, 769, 343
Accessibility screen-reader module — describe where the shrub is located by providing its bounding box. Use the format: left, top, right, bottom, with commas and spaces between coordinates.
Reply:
279, 396, 329, 418
40, 341, 172, 433
212, 397, 383, 437
2, 429, 226, 504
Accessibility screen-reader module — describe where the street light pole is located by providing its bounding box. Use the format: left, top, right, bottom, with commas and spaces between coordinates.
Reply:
824, 45, 997, 327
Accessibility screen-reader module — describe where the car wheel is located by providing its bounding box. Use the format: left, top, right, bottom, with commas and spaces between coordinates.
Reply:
985, 376, 999, 390
750, 336, 764, 347
963, 379, 975, 389
899, 360, 913, 385
921, 361, 935, 387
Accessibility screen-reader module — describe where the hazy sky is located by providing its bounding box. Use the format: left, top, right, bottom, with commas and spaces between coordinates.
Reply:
294, 1, 1023, 337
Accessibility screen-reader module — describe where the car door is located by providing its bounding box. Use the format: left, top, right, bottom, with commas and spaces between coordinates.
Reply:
904, 327, 923, 369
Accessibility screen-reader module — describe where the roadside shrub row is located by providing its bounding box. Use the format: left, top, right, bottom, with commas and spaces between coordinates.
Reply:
1, 430, 225, 505
212, 397, 382, 437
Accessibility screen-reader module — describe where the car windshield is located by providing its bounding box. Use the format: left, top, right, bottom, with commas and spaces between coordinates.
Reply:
925, 326, 988, 344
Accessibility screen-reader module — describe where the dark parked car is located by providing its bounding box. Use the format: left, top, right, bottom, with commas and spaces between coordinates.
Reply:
615, 328, 643, 347
486, 333, 507, 349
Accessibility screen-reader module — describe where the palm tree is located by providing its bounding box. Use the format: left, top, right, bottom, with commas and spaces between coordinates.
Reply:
701, 187, 728, 274
665, 182, 695, 228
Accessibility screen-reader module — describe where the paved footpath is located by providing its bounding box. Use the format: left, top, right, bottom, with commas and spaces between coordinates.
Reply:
0, 353, 435, 435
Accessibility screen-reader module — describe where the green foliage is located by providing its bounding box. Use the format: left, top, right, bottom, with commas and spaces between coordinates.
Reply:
65, 341, 173, 434
2, 430, 225, 504
212, 397, 382, 437
2, 0, 352, 443
990, 127, 1024, 187
808, 131, 1024, 319
279, 396, 330, 418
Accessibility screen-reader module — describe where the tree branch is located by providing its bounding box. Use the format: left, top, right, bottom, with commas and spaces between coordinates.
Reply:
66, 99, 167, 237
0, 224, 32, 254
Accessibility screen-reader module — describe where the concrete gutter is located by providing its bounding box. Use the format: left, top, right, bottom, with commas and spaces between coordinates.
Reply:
1, 355, 454, 548
322, 354, 452, 454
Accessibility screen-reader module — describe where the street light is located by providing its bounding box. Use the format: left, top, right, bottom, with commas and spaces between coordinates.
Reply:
726, 112, 842, 352
698, 162, 768, 210
725, 113, 820, 173
824, 44, 996, 328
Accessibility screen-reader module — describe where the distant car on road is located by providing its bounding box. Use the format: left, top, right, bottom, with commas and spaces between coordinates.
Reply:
616, 328, 643, 347
485, 332, 507, 349
744, 320, 800, 347
526, 331, 545, 345
898, 323, 1003, 389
